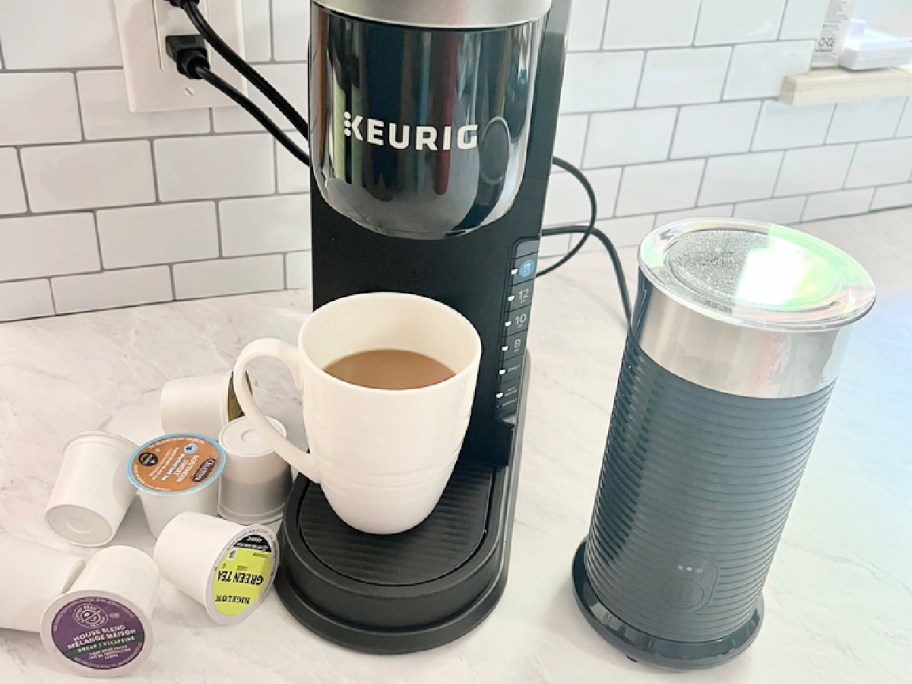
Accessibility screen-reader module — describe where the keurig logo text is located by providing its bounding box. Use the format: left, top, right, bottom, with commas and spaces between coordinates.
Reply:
342, 111, 479, 152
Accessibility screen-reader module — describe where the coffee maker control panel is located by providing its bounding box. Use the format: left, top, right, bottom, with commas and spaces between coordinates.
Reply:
496, 240, 539, 419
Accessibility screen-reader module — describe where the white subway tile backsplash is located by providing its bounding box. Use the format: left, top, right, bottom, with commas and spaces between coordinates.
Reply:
897, 100, 912, 137
593, 215, 656, 248
174, 255, 285, 299
0, 0, 907, 320
155, 134, 275, 202
243, 0, 272, 62
584, 109, 676, 167
0, 73, 81, 145
286, 251, 313, 290
872, 184, 912, 210
272, 0, 311, 62
0, 148, 26, 215
213, 63, 309, 133
97, 203, 219, 268
52, 267, 173, 314
276, 132, 310, 194
0, 0, 121, 69
22, 141, 155, 213
752, 101, 834, 150
637, 48, 730, 108
696, 0, 788, 45
699, 152, 783, 205
654, 205, 734, 227
734, 196, 807, 225
554, 115, 589, 167
0, 280, 55, 322
540, 234, 572, 257
776, 145, 855, 196
671, 102, 760, 159
802, 189, 874, 221
780, 0, 831, 40
77, 70, 210, 141
827, 98, 908, 144
725, 41, 814, 100
544, 168, 621, 225
561, 52, 644, 113
220, 195, 311, 256
845, 139, 912, 188
568, 0, 609, 51
616, 160, 705, 216
0, 214, 99, 280
603, 0, 700, 50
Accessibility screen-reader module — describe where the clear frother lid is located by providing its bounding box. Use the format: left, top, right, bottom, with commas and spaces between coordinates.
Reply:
639, 219, 876, 332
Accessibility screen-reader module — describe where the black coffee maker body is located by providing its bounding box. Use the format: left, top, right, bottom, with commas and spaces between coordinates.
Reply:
275, 0, 570, 652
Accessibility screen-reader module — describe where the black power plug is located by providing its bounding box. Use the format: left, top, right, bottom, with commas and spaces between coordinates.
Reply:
165, 35, 210, 79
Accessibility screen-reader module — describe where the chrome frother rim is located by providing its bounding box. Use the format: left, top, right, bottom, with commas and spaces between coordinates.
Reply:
639, 218, 876, 333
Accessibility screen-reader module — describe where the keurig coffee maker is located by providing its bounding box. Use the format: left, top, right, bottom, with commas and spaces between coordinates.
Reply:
167, 0, 569, 653
269, 0, 570, 653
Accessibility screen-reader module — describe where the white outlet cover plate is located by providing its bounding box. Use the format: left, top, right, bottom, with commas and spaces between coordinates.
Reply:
114, 0, 248, 113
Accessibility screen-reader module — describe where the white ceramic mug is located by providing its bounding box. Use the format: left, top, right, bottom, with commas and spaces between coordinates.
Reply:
233, 292, 482, 534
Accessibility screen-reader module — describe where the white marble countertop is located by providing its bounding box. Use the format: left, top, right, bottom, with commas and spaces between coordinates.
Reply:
2, 209, 911, 683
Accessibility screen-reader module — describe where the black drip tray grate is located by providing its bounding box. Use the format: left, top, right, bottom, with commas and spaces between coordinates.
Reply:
297, 461, 494, 586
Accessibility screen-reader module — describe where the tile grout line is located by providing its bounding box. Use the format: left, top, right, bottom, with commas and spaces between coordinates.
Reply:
597, 0, 611, 50
267, 0, 277, 62
13, 146, 33, 214
747, 98, 768, 151
91, 210, 105, 273
71, 70, 87, 143
46, 277, 59, 315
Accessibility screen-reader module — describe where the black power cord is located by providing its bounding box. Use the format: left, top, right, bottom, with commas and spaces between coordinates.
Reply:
541, 225, 633, 327
539, 157, 598, 277
166, 36, 310, 166
167, 0, 310, 141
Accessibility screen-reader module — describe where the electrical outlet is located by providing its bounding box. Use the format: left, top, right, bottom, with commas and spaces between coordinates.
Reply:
113, 0, 248, 113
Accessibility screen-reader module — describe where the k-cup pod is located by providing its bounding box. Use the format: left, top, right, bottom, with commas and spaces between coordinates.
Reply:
160, 371, 249, 439
153, 512, 278, 625
0, 533, 84, 632
41, 546, 159, 678
128, 434, 226, 538
45, 432, 138, 547
218, 417, 292, 524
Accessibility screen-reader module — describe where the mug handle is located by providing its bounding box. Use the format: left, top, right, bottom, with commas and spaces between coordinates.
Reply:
232, 338, 321, 483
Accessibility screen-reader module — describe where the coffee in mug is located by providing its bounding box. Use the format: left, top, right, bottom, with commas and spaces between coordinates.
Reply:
232, 292, 482, 535
323, 349, 456, 390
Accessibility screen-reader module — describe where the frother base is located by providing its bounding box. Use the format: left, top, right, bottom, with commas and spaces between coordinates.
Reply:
572, 543, 764, 670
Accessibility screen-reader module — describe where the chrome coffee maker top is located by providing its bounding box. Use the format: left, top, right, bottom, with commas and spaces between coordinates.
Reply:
311, 0, 553, 28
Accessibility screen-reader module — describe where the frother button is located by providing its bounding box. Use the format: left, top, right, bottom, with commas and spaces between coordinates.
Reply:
662, 578, 705, 609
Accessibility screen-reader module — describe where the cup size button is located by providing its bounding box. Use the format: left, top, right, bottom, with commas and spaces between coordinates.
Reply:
501, 332, 528, 361
508, 281, 534, 311
504, 306, 531, 335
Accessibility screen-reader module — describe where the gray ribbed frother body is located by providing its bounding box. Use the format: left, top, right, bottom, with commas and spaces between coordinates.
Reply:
573, 219, 875, 669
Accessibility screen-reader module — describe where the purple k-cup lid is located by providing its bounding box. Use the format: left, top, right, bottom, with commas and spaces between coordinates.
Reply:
40, 589, 153, 678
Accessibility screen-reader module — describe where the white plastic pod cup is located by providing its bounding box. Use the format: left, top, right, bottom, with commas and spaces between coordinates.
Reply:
40, 546, 159, 678
160, 371, 249, 439
218, 416, 292, 524
153, 512, 279, 625
127, 434, 226, 538
44, 432, 138, 547
0, 533, 84, 632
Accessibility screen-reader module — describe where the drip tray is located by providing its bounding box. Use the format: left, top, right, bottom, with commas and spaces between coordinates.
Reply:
276, 455, 520, 653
